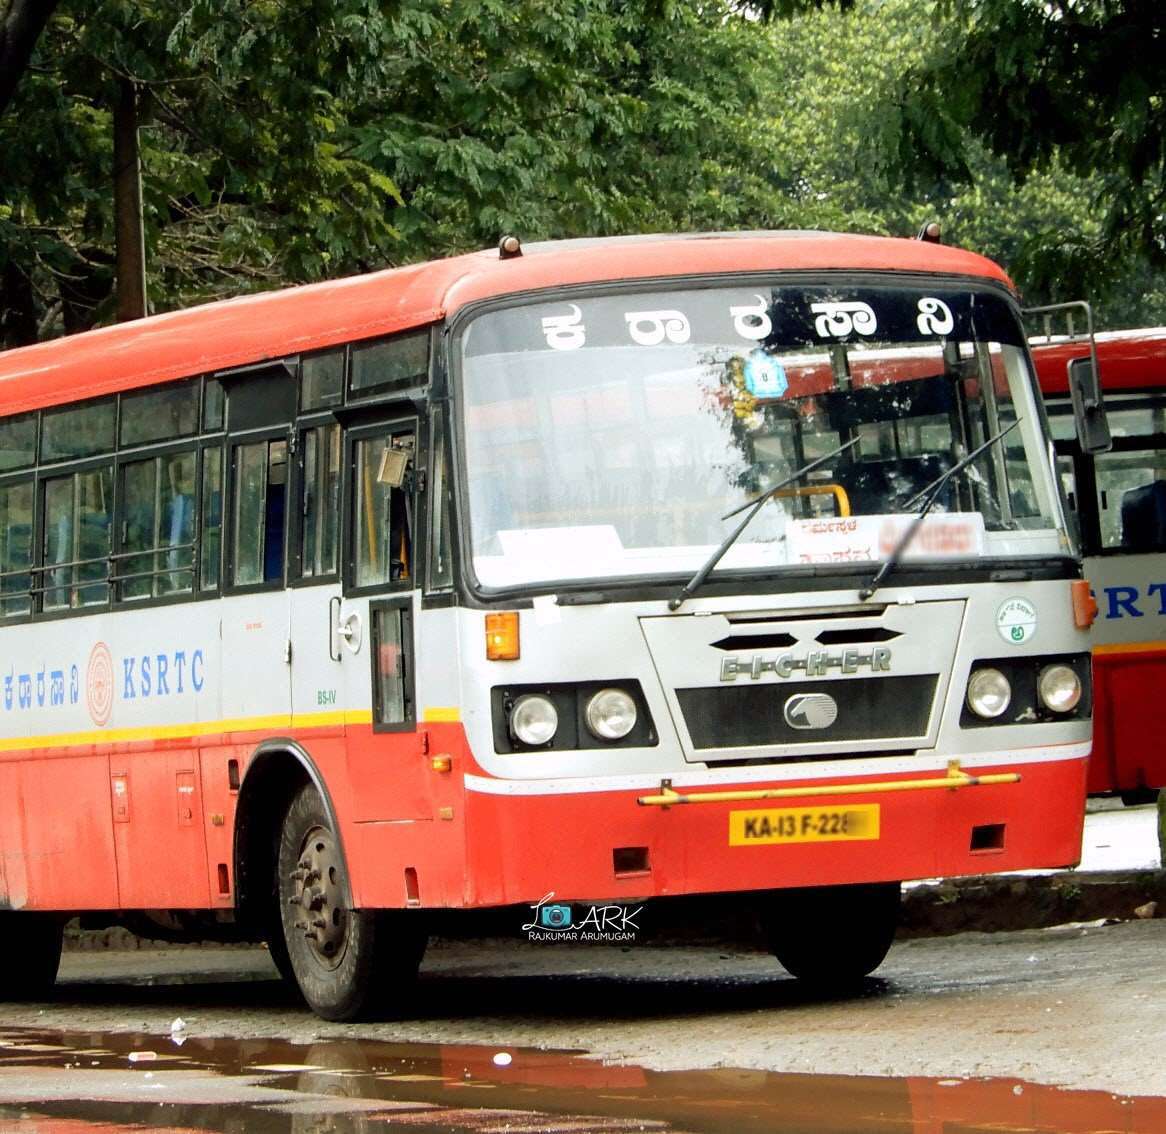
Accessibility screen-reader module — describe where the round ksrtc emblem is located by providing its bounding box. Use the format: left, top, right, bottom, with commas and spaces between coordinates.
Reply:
86, 641, 114, 726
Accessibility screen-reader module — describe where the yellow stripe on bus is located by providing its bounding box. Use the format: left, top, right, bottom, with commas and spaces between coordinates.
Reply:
1093, 640, 1166, 656
422, 707, 461, 722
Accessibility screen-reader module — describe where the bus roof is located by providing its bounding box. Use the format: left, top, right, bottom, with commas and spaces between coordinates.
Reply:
0, 230, 1012, 416
1030, 326, 1166, 395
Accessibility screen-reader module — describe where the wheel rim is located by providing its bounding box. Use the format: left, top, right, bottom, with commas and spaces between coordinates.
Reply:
288, 824, 348, 970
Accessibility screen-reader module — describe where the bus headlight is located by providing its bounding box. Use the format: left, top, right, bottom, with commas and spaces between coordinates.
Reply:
966, 668, 1011, 719
585, 688, 638, 740
509, 694, 559, 746
1038, 664, 1082, 713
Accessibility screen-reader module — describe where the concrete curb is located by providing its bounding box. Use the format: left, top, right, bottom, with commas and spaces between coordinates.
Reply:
61, 869, 1166, 953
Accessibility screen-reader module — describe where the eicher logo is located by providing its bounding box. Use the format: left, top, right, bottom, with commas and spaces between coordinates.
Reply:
721, 648, 891, 681
783, 692, 839, 731
522, 892, 641, 943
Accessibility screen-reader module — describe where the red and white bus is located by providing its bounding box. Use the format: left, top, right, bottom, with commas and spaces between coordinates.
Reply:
0, 232, 1095, 1020
1033, 327, 1166, 799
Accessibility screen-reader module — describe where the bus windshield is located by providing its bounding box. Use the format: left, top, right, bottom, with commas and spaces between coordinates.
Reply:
458, 282, 1068, 590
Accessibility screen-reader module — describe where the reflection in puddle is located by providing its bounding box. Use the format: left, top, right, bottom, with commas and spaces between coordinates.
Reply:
0, 1025, 1161, 1133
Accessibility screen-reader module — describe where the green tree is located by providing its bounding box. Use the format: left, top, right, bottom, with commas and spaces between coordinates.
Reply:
1, 0, 787, 346
0, 0, 60, 115
891, 0, 1165, 268
1, 0, 412, 343
761, 0, 1166, 327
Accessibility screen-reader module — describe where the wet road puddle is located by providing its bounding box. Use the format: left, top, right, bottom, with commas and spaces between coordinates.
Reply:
0, 1025, 1162, 1133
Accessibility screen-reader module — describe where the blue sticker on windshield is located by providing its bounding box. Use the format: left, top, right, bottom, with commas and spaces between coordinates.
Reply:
743, 351, 788, 398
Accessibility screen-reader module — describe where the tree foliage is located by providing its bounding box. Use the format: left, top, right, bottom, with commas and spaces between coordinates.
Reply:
0, 0, 60, 115
760, 0, 1166, 326
0, 0, 784, 345
891, 1, 1166, 271
3, 0, 1163, 348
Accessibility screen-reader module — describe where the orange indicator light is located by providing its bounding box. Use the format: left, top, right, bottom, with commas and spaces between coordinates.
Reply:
485, 611, 520, 660
1071, 580, 1098, 629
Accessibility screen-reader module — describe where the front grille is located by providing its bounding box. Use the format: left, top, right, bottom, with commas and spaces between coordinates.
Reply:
676, 674, 938, 750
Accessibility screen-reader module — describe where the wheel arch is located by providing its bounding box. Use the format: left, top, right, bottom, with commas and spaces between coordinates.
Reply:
233, 739, 355, 933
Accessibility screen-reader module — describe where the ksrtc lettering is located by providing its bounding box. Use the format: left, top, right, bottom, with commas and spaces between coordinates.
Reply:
1098, 582, 1166, 619
122, 648, 205, 699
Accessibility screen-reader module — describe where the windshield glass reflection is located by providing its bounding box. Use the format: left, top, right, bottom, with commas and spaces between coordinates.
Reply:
459, 284, 1066, 590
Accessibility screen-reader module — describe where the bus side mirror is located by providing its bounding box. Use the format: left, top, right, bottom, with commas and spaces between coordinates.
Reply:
1068, 356, 1112, 454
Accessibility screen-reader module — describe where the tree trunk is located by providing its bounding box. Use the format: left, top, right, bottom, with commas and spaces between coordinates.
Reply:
0, 259, 38, 348
113, 77, 148, 321
0, 0, 60, 116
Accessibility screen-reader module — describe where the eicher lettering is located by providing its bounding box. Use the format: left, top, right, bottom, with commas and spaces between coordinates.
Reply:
720, 648, 892, 681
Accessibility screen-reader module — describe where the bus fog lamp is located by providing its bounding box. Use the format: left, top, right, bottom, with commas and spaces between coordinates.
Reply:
585, 688, 637, 740
1037, 664, 1081, 713
967, 668, 1011, 719
510, 694, 558, 745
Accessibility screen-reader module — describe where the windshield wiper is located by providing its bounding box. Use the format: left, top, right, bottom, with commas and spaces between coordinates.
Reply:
858, 419, 1021, 601
668, 437, 860, 611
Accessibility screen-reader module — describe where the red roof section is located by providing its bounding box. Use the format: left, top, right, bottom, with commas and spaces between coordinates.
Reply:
0, 231, 1013, 416
1031, 327, 1166, 395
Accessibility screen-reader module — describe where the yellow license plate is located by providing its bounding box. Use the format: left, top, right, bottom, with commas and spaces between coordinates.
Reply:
729, 804, 880, 846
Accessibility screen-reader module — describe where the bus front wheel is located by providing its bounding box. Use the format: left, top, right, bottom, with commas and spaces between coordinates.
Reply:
0, 912, 64, 1000
277, 784, 426, 1021
761, 882, 900, 986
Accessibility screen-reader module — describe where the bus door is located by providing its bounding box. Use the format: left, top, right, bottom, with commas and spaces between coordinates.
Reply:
107, 441, 212, 908
287, 413, 343, 736
220, 364, 296, 744
329, 416, 429, 822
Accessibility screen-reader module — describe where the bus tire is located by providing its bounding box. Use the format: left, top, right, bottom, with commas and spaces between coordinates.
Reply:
0, 912, 64, 1000
277, 783, 425, 1021
264, 911, 296, 988
761, 882, 900, 986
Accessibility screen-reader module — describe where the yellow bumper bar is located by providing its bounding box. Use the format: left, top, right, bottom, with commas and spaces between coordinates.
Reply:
636, 761, 1021, 807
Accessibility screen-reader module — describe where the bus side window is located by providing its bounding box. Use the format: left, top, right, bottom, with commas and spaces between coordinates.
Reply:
117, 453, 196, 601
371, 601, 413, 728
427, 408, 453, 591
120, 460, 154, 601
1053, 452, 1081, 547
200, 447, 223, 591
1120, 479, 1166, 550
0, 481, 33, 617
1095, 450, 1166, 551
232, 438, 287, 586
353, 430, 415, 589
299, 423, 341, 578
43, 467, 112, 610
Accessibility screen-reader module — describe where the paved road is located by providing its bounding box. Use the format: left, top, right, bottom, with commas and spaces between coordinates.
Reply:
1, 915, 1162, 1103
